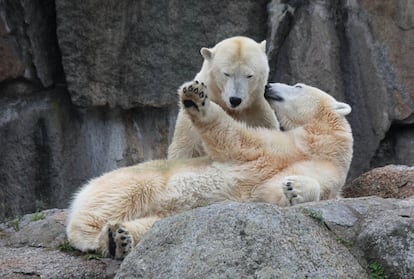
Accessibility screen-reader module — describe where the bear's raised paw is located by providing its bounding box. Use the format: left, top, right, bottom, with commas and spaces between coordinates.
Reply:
180, 80, 208, 115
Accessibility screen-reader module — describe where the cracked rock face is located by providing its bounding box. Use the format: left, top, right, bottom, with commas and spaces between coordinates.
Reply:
55, 0, 268, 109
266, 0, 414, 180
1, 0, 414, 228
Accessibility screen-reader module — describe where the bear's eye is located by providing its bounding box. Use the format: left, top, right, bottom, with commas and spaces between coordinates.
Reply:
223, 72, 231, 77
246, 75, 253, 79
295, 84, 302, 88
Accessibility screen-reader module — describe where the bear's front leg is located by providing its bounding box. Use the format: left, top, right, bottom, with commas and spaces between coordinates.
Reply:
179, 80, 267, 162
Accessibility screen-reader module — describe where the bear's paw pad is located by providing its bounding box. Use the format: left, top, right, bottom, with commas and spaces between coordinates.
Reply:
107, 223, 133, 260
282, 177, 304, 205
180, 80, 208, 111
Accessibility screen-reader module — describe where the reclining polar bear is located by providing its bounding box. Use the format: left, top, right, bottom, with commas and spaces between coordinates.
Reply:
66, 82, 353, 259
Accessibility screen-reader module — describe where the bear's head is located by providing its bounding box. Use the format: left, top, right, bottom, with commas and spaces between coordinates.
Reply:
200, 36, 269, 112
265, 83, 351, 130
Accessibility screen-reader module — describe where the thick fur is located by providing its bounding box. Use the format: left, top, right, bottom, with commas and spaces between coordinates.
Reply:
168, 36, 280, 159
66, 81, 353, 259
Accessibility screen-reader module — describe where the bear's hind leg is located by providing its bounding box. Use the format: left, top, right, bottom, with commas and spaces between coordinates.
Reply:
98, 216, 161, 259
66, 213, 105, 253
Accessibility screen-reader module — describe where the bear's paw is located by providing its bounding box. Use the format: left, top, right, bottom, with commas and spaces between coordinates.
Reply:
282, 175, 321, 206
180, 80, 208, 115
106, 223, 134, 260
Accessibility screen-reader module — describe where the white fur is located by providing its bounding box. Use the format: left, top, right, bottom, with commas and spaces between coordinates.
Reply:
66, 82, 353, 259
168, 36, 279, 159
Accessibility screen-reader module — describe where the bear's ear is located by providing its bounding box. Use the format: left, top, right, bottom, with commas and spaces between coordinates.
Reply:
334, 101, 352, 116
200, 47, 213, 61
259, 40, 266, 52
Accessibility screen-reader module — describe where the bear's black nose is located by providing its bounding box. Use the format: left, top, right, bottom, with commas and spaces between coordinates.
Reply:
264, 84, 271, 95
229, 97, 242, 107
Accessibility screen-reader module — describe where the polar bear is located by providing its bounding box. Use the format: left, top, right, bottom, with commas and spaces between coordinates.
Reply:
167, 36, 279, 159
66, 81, 353, 259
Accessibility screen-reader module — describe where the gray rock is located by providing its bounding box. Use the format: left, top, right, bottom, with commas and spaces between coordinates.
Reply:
0, 209, 121, 278
0, 209, 67, 248
299, 196, 414, 279
0, 247, 119, 279
2, 198, 413, 278
357, 208, 414, 279
116, 202, 368, 279
343, 165, 414, 199
0, 87, 172, 220
55, 0, 268, 108
1, 0, 414, 231
0, 0, 61, 87
395, 128, 414, 165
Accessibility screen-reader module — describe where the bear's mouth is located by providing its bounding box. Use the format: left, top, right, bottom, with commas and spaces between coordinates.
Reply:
264, 85, 284, 102
264, 91, 284, 102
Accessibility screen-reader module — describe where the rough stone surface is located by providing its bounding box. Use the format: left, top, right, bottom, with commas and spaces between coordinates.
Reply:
55, 0, 268, 108
0, 247, 119, 279
117, 198, 413, 279
1, 0, 414, 226
1, 198, 413, 278
0, 0, 61, 86
0, 209, 121, 279
343, 165, 414, 199
116, 202, 368, 279
357, 207, 414, 279
303, 196, 414, 279
0, 86, 172, 220
0, 209, 67, 248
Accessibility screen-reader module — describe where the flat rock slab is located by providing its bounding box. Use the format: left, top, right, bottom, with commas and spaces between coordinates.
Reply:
0, 246, 119, 279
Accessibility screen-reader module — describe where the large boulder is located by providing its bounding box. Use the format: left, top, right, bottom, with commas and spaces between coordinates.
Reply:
343, 165, 414, 198
117, 198, 413, 279
116, 198, 414, 278
116, 203, 367, 278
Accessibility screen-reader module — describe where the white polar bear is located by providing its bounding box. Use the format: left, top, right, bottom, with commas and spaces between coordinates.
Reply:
66, 81, 353, 259
168, 36, 280, 159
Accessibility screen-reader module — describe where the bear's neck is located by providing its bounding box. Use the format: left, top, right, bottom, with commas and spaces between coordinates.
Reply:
307, 107, 351, 134
304, 108, 353, 171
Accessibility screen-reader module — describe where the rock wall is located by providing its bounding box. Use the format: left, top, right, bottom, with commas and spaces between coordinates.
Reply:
1, 0, 413, 220
268, 0, 414, 179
